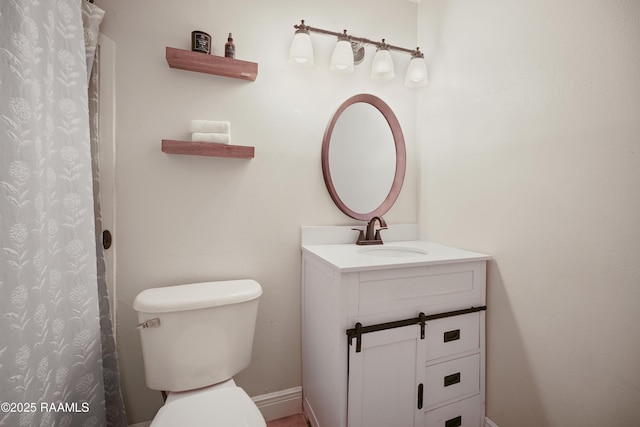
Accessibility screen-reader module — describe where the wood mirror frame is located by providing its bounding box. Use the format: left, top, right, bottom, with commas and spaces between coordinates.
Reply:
321, 94, 406, 221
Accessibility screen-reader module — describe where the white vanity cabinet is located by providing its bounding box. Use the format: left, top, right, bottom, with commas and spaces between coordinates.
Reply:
301, 240, 489, 427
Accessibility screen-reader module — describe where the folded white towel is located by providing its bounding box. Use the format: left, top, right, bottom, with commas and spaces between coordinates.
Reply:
192, 132, 231, 144
190, 120, 230, 134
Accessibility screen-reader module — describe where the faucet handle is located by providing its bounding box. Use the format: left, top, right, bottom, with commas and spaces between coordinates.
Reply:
352, 228, 365, 244
374, 227, 387, 241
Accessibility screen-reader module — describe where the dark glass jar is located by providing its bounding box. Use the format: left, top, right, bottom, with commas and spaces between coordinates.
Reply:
191, 30, 211, 54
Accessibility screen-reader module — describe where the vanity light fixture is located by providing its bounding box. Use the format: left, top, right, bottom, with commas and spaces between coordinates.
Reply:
330, 30, 355, 75
288, 20, 314, 67
289, 20, 428, 87
370, 40, 395, 82
404, 49, 428, 87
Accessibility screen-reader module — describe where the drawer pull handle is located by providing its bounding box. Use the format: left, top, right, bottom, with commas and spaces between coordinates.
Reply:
444, 372, 461, 387
417, 383, 423, 409
445, 416, 462, 427
444, 329, 460, 342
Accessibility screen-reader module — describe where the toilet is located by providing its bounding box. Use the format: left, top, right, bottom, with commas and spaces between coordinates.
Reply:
133, 279, 266, 427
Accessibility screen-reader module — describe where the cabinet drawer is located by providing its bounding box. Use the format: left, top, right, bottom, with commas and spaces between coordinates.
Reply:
425, 313, 480, 362
425, 354, 480, 408
423, 394, 482, 427
356, 262, 484, 316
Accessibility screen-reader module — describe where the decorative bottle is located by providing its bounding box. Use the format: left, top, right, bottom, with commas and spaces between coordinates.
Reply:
225, 33, 235, 58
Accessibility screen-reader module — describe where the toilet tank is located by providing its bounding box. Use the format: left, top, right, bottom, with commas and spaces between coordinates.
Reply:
133, 280, 262, 392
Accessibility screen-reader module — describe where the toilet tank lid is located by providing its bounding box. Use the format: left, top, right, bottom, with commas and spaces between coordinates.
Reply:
133, 280, 262, 313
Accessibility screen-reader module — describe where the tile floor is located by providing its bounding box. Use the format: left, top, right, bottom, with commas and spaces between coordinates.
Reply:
266, 413, 310, 427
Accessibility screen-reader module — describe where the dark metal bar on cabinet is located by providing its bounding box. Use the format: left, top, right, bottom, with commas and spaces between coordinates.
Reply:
346, 306, 486, 353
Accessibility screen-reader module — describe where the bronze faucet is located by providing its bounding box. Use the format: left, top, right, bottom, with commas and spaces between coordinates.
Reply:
353, 216, 388, 245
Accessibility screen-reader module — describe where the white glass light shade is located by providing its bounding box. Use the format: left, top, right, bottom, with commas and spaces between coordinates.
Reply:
289, 32, 314, 67
404, 56, 428, 87
370, 48, 395, 82
329, 40, 354, 74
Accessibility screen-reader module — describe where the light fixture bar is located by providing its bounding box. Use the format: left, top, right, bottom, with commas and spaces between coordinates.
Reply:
294, 20, 419, 57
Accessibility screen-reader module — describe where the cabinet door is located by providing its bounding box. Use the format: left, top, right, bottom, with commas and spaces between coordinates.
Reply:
348, 324, 425, 427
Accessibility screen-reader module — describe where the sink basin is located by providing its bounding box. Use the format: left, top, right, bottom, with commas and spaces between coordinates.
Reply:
358, 246, 428, 258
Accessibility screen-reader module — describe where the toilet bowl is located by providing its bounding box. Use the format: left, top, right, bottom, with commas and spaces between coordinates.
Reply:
133, 280, 265, 427
151, 380, 265, 427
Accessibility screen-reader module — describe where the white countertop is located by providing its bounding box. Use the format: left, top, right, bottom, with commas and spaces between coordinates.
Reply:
302, 240, 491, 272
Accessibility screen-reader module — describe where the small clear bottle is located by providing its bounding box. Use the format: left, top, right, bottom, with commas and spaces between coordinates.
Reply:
225, 33, 235, 58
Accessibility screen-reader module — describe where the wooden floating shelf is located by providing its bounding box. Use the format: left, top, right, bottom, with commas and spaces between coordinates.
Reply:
162, 140, 254, 159
166, 47, 258, 81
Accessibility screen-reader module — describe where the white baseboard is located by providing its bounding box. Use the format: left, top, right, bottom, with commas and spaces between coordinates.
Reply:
485, 417, 500, 427
252, 386, 303, 422
128, 422, 151, 427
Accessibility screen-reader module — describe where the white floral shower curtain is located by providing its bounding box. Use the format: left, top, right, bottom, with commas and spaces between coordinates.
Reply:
0, 1, 127, 426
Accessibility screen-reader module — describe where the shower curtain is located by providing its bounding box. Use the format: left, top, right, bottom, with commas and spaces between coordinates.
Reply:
0, 1, 127, 426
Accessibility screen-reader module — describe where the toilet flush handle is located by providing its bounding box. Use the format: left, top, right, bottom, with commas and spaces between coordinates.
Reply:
136, 318, 161, 330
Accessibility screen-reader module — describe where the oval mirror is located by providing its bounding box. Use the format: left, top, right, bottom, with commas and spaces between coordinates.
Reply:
322, 94, 406, 221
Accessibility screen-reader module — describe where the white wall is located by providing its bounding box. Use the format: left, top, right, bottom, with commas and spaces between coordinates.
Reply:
93, 0, 418, 423
417, 1, 640, 425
